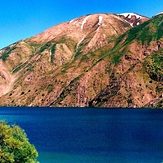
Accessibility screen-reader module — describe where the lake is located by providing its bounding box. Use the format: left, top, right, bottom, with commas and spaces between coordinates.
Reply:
0, 107, 163, 163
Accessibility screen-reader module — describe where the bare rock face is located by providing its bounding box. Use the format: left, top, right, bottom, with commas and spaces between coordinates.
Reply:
118, 13, 149, 26
1, 12, 163, 108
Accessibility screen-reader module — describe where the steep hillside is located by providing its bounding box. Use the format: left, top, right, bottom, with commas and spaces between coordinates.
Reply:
89, 13, 163, 107
1, 12, 163, 108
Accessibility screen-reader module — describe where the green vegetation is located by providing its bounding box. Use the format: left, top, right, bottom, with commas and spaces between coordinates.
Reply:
12, 62, 26, 73
143, 49, 163, 81
157, 101, 163, 108
54, 75, 82, 105
38, 42, 51, 53
112, 53, 121, 65
38, 37, 76, 54
125, 21, 150, 45
0, 121, 39, 163
0, 46, 16, 61
51, 44, 56, 54
112, 14, 163, 58
109, 14, 163, 65
75, 51, 82, 58
121, 14, 163, 45
47, 84, 54, 93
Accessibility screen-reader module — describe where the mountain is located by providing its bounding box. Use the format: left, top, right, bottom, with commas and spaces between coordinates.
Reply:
0, 12, 163, 108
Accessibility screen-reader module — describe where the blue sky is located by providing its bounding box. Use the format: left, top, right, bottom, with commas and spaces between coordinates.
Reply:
0, 0, 162, 49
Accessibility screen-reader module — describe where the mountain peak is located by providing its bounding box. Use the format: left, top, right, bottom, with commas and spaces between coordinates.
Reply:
29, 13, 132, 45
117, 12, 149, 27
119, 13, 143, 18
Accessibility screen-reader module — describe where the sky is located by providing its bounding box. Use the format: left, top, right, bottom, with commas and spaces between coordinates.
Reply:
0, 0, 162, 49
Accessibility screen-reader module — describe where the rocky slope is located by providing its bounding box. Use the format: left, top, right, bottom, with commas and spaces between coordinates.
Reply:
118, 13, 148, 27
0, 12, 163, 108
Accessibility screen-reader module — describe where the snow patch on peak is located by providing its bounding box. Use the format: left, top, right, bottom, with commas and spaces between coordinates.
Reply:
98, 15, 103, 26
70, 19, 75, 23
155, 12, 163, 16
73, 21, 78, 25
119, 13, 142, 19
81, 16, 91, 30
69, 19, 78, 25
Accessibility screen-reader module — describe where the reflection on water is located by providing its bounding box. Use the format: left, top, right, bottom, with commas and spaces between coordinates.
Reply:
0, 107, 163, 163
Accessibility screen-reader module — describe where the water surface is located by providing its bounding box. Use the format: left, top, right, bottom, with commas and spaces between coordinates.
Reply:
0, 107, 163, 163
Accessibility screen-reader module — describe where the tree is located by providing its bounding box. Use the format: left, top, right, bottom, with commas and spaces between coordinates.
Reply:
0, 121, 39, 163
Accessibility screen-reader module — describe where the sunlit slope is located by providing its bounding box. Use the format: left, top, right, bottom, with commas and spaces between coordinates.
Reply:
1, 13, 163, 108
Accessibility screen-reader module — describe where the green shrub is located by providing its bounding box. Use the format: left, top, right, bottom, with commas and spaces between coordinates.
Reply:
0, 121, 39, 163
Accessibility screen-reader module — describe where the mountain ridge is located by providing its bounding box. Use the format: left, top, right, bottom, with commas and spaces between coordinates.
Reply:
0, 12, 163, 108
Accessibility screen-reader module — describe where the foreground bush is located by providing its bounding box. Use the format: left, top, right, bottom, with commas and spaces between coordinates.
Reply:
0, 121, 39, 163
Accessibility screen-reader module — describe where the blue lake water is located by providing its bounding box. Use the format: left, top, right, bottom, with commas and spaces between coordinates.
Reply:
0, 107, 163, 163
